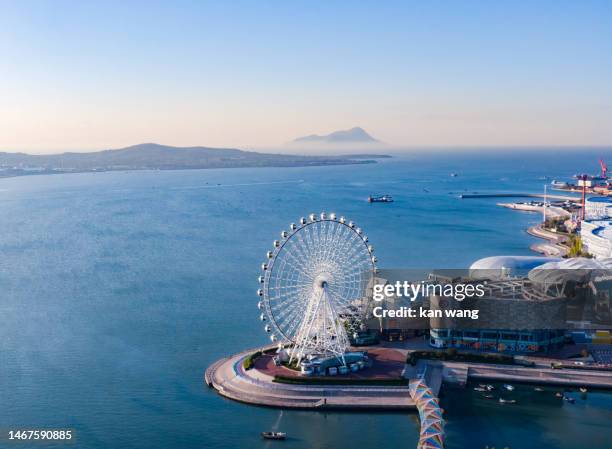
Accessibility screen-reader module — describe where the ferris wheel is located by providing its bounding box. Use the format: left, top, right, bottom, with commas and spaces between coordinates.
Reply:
257, 212, 376, 364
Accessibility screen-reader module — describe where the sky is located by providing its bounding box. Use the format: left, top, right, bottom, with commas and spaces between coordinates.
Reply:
1, 0, 611, 153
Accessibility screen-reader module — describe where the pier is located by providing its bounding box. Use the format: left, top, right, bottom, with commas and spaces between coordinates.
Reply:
205, 348, 422, 409
207, 348, 612, 449
459, 192, 580, 201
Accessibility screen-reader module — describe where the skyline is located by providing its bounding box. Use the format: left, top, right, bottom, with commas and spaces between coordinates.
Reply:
1, 1, 611, 153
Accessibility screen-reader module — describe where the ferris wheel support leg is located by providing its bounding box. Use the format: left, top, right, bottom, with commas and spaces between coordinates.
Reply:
291, 287, 325, 364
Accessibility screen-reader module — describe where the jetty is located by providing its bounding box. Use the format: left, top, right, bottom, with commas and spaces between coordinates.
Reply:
459, 193, 580, 201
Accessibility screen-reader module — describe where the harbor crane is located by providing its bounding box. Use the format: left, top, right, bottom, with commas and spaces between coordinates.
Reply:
599, 159, 608, 179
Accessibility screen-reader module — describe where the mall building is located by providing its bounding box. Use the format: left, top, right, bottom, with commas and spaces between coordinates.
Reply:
581, 197, 612, 259
367, 257, 612, 354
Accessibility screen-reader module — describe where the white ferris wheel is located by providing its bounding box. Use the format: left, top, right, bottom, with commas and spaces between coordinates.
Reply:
257, 212, 376, 364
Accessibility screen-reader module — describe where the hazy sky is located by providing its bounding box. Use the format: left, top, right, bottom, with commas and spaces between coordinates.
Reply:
1, 1, 611, 153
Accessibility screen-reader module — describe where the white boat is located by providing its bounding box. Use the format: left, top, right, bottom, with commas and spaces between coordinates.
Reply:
551, 180, 568, 188
499, 398, 517, 404
262, 432, 286, 440
503, 384, 514, 391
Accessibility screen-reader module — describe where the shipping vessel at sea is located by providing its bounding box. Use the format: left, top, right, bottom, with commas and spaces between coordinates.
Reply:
368, 194, 394, 203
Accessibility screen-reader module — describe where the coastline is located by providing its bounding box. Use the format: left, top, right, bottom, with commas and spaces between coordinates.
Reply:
205, 347, 417, 410
527, 225, 570, 257
205, 347, 612, 416
0, 159, 380, 180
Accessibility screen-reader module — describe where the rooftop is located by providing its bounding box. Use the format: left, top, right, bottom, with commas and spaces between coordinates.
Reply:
587, 196, 612, 203
588, 220, 612, 239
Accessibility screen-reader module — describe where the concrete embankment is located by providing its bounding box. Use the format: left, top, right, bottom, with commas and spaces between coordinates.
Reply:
430, 360, 612, 389
527, 225, 569, 257
207, 350, 612, 412
459, 193, 580, 201
205, 349, 418, 409
498, 202, 570, 219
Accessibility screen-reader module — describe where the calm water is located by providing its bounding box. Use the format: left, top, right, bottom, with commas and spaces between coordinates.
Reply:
1, 151, 611, 449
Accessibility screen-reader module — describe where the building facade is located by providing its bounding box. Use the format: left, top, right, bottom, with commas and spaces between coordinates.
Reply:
585, 196, 612, 220
581, 219, 612, 259
429, 329, 565, 353
580, 197, 612, 259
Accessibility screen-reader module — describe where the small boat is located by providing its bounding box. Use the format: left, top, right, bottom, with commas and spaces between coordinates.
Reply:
499, 398, 517, 404
551, 180, 568, 188
503, 384, 514, 391
564, 396, 575, 404
555, 392, 564, 398
486, 384, 495, 391
579, 387, 588, 393
482, 394, 495, 399
450, 173, 458, 177
474, 387, 487, 392
368, 194, 394, 203
534, 387, 544, 392
261, 432, 286, 440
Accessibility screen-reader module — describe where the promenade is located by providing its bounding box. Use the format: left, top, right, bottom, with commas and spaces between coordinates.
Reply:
205, 348, 420, 409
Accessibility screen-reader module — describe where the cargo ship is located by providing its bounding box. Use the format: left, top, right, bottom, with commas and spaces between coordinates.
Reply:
368, 194, 393, 203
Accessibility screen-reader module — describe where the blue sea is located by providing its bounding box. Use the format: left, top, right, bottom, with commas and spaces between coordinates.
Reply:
1, 150, 611, 449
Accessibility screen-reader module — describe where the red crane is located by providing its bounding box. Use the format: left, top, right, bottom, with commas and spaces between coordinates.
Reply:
599, 159, 607, 178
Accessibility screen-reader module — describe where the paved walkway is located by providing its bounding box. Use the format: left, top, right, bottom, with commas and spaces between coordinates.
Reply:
205, 348, 417, 409
527, 225, 569, 256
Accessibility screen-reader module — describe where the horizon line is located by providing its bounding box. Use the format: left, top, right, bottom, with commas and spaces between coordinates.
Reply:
3, 143, 612, 156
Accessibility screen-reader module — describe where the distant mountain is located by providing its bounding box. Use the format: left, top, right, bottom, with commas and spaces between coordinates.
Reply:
0, 143, 386, 178
293, 127, 381, 144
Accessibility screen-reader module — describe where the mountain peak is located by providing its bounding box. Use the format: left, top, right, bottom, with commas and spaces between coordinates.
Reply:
293, 127, 380, 144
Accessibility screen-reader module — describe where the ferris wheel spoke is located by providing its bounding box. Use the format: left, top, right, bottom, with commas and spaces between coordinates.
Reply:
319, 220, 339, 264
267, 281, 314, 293
309, 222, 323, 266
340, 230, 368, 261
279, 241, 313, 274
315, 221, 329, 266
330, 223, 359, 265
289, 232, 314, 268
294, 225, 314, 259
275, 247, 316, 282
302, 224, 317, 266
325, 221, 346, 263
271, 285, 312, 318
328, 225, 355, 269
273, 292, 310, 336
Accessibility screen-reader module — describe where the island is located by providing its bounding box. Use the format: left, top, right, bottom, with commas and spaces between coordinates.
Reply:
0, 143, 390, 178
293, 126, 381, 144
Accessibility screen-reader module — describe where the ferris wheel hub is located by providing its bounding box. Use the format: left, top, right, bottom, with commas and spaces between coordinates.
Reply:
314, 274, 329, 289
